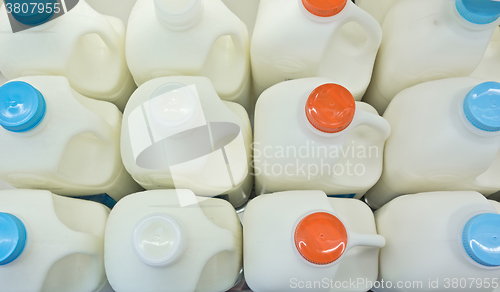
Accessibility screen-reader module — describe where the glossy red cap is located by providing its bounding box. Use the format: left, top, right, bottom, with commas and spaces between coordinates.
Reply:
294, 212, 348, 265
302, 0, 348, 17
305, 83, 355, 133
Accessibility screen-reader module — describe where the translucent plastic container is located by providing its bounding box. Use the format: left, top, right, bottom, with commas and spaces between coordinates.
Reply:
0, 0, 135, 111
125, 0, 252, 111
121, 76, 253, 208
251, 0, 382, 100
254, 78, 390, 199
363, 0, 500, 114
244, 190, 385, 292
0, 189, 109, 292
0, 76, 141, 201
105, 189, 242, 292
375, 191, 500, 292
365, 78, 500, 209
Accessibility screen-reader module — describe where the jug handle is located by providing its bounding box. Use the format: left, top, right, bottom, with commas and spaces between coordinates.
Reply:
210, 9, 249, 63
331, 1, 383, 55
52, 231, 103, 261
77, 13, 121, 53
347, 230, 386, 250
348, 108, 391, 142
73, 112, 115, 145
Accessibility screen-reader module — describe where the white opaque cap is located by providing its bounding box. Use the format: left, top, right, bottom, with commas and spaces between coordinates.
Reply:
132, 213, 186, 267
149, 82, 201, 130
154, 0, 203, 30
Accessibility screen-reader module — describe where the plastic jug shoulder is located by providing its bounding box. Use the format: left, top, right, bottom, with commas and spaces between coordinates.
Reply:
126, 0, 251, 111
365, 77, 500, 209
254, 78, 390, 198
244, 190, 384, 292
363, 0, 500, 114
251, 0, 382, 100
0, 1, 135, 110
375, 191, 500, 292
0, 189, 109, 292
104, 189, 242, 292
0, 76, 141, 201
121, 76, 253, 208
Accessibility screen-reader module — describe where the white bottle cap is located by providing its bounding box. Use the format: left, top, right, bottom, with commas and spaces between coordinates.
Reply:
131, 213, 186, 267
154, 0, 203, 30
149, 82, 201, 130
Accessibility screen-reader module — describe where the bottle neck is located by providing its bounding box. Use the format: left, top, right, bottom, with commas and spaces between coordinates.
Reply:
132, 213, 186, 267
451, 0, 500, 31
154, 0, 203, 31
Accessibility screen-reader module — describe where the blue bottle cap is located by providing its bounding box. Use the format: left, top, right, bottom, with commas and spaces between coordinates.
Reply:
4, 0, 57, 26
455, 0, 500, 25
0, 81, 47, 133
462, 213, 500, 267
0, 212, 27, 265
463, 81, 500, 132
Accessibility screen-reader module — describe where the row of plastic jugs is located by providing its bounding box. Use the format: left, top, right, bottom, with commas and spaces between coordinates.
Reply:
1, 0, 500, 207
1, 0, 500, 112
1, 74, 500, 209
0, 188, 499, 292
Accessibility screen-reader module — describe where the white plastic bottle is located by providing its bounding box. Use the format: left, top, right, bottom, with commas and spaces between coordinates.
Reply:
126, 0, 251, 112
251, 0, 382, 101
244, 190, 385, 292
121, 76, 252, 208
365, 78, 500, 209
472, 26, 500, 83
363, 0, 500, 114
0, 1, 135, 111
254, 78, 390, 199
0, 189, 109, 292
0, 76, 142, 201
105, 189, 242, 292
375, 191, 500, 292
355, 0, 398, 24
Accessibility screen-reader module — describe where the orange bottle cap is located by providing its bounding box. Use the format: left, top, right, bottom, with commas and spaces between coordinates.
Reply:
294, 212, 348, 265
305, 83, 356, 133
302, 0, 348, 17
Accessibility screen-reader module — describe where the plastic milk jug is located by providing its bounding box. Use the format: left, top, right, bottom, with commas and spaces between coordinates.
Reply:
365, 78, 500, 209
0, 0, 135, 111
0, 189, 109, 292
121, 76, 252, 208
125, 0, 251, 111
0, 76, 141, 201
473, 25, 500, 83
251, 0, 382, 101
105, 189, 242, 292
363, 0, 500, 114
244, 190, 385, 292
254, 78, 390, 198
356, 0, 398, 25
375, 191, 500, 292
